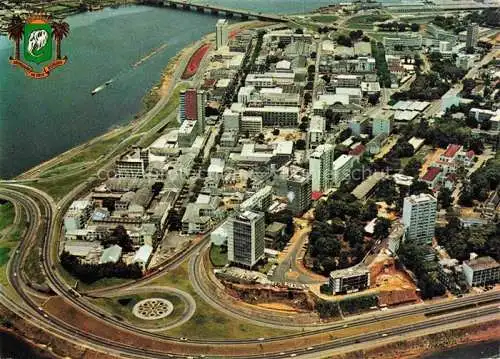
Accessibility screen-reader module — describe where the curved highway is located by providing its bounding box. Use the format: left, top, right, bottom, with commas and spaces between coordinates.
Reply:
1, 182, 499, 359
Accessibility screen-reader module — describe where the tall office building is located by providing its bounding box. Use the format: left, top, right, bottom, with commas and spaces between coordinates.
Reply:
227, 211, 265, 268
274, 165, 312, 215
179, 89, 206, 130
402, 193, 437, 245
216, 19, 229, 50
466, 23, 478, 49
309, 144, 335, 192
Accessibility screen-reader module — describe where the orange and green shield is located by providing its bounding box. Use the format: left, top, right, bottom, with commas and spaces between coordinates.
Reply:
23, 20, 52, 64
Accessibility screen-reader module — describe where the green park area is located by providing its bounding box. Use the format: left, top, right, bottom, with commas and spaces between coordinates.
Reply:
310, 14, 339, 23
91, 292, 187, 329
150, 261, 295, 339
0, 202, 23, 286
346, 13, 392, 29
0, 202, 15, 232
140, 83, 189, 132
209, 245, 228, 267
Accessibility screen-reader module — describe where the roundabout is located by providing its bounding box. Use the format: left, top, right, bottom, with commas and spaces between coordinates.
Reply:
133, 298, 174, 320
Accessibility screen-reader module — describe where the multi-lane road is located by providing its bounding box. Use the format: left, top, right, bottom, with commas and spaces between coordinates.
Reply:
1, 182, 499, 359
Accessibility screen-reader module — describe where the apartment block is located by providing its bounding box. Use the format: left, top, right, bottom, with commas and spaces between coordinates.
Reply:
309, 144, 335, 192
332, 154, 355, 187
402, 193, 437, 245
462, 256, 499, 287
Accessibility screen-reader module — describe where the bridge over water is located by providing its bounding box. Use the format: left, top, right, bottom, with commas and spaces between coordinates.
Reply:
141, 0, 287, 22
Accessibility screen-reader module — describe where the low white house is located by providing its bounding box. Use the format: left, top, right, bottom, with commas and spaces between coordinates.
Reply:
132, 245, 153, 271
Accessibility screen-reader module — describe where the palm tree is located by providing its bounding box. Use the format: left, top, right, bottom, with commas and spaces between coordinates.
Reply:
51, 21, 70, 60
7, 16, 24, 60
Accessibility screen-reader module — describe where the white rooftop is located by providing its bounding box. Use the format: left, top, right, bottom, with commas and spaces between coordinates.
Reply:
333, 154, 353, 170
133, 245, 153, 264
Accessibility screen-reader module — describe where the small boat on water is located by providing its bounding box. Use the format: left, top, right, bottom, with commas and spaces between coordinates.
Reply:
105, 79, 113, 86
91, 85, 106, 95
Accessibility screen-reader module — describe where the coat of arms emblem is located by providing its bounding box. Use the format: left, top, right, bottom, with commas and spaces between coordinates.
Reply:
7, 14, 69, 79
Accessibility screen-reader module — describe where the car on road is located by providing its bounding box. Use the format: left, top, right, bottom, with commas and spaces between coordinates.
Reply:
381, 333, 388, 337
257, 337, 265, 341
180, 337, 188, 341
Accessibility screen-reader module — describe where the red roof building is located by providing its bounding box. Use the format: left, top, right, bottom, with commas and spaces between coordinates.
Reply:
421, 167, 442, 190
349, 144, 366, 157
422, 167, 441, 182
441, 144, 462, 160
311, 191, 323, 201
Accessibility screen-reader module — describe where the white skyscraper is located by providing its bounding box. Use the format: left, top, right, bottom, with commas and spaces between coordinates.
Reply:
402, 193, 437, 245
466, 23, 478, 49
309, 144, 335, 192
216, 19, 229, 50
227, 211, 265, 268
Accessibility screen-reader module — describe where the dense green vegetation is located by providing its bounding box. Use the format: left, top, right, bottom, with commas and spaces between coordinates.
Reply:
398, 241, 446, 299
339, 295, 378, 314
391, 73, 450, 101
371, 41, 391, 88
0, 202, 15, 231
316, 300, 340, 318
377, 21, 420, 32
60, 251, 142, 284
210, 244, 228, 267
316, 294, 379, 317
436, 217, 499, 261
404, 118, 484, 154
309, 191, 378, 275
460, 156, 500, 205
428, 53, 467, 83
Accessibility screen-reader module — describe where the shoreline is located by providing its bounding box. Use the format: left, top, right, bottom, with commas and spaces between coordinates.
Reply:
0, 327, 57, 359
1, 303, 498, 359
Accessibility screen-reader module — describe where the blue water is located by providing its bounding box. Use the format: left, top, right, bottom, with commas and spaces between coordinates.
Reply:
423, 340, 500, 359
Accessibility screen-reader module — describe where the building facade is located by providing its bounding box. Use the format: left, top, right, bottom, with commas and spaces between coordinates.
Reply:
332, 154, 355, 187
466, 23, 479, 48
309, 144, 335, 192
329, 265, 370, 294
462, 256, 499, 287
227, 211, 265, 268
216, 19, 229, 50
402, 193, 437, 245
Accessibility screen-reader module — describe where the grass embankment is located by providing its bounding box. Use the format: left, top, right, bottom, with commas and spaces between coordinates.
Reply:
0, 202, 23, 287
310, 14, 339, 23
150, 261, 295, 339
346, 14, 392, 29
91, 292, 186, 329
0, 202, 15, 232
22, 239, 46, 286
139, 83, 189, 133
209, 245, 228, 267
